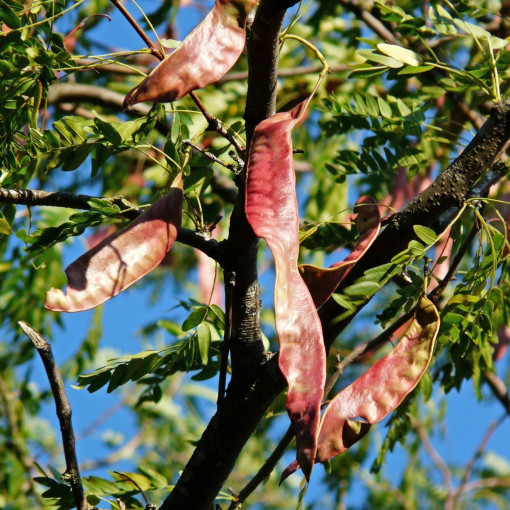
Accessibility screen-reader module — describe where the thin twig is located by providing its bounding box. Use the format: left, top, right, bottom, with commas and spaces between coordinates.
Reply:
227, 426, 295, 510
452, 415, 506, 510
483, 372, 510, 412
114, 471, 155, 509
183, 139, 240, 173
19, 321, 87, 510
189, 92, 245, 156
109, 0, 164, 59
410, 416, 453, 509
107, 0, 246, 156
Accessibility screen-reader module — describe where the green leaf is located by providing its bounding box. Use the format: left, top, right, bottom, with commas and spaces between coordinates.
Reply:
0, 216, 12, 235
182, 307, 207, 331
197, 322, 211, 365
357, 49, 403, 68
377, 43, 422, 66
343, 280, 380, 297
413, 225, 438, 245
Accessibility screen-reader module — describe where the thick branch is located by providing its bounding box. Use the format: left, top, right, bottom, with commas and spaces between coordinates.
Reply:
160, 2, 288, 508
244, 1, 287, 142
48, 83, 151, 116
19, 322, 87, 510
320, 100, 510, 346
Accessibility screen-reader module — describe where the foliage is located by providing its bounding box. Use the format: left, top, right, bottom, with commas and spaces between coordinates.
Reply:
1, 0, 510, 509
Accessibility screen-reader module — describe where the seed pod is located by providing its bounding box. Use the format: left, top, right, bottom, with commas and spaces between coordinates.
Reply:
281, 296, 440, 481
46, 174, 183, 312
124, 0, 257, 107
299, 196, 380, 308
245, 97, 325, 480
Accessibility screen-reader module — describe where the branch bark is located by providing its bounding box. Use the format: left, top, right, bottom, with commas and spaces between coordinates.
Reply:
0, 186, 226, 264
159, 1, 289, 508
19, 321, 87, 510
319, 100, 510, 347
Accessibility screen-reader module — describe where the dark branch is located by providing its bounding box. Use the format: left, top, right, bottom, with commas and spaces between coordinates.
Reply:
109, 0, 165, 59
19, 321, 87, 510
0, 187, 226, 264
320, 100, 510, 347
160, 1, 290, 508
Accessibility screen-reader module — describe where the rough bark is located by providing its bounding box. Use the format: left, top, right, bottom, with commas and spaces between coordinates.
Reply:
159, 2, 287, 508
320, 100, 510, 346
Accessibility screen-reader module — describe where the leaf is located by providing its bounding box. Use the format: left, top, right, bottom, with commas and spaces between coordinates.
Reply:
182, 307, 206, 331
245, 93, 325, 480
197, 322, 211, 365
0, 216, 12, 235
45, 173, 183, 312
124, 0, 257, 106
357, 49, 403, 68
377, 43, 423, 66
299, 196, 381, 308
413, 225, 438, 245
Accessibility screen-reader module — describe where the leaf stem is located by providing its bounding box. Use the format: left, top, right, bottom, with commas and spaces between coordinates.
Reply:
109, 0, 165, 60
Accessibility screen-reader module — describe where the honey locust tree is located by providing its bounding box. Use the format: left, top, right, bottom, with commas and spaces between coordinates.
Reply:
1, 0, 510, 509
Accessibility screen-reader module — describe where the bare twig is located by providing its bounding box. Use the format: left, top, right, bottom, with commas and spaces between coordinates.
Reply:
483, 372, 510, 412
183, 139, 240, 173
114, 471, 155, 509
340, 0, 400, 44
452, 415, 506, 509
109, 0, 164, 59
189, 91, 245, 156
227, 426, 295, 510
19, 321, 87, 510
410, 416, 453, 509
452, 476, 510, 495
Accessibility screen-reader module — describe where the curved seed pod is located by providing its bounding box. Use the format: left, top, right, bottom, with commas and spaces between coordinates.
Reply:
299, 196, 380, 308
45, 174, 183, 312
317, 296, 439, 461
123, 0, 257, 107
282, 296, 439, 481
245, 97, 325, 480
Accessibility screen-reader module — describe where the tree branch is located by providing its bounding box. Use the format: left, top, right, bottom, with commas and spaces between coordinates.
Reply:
160, 1, 290, 508
109, 0, 165, 60
0, 186, 226, 264
320, 100, 510, 347
19, 321, 87, 510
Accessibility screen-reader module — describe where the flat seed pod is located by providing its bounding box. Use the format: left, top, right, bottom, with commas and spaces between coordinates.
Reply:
282, 296, 439, 481
45, 174, 183, 312
317, 295, 439, 461
123, 0, 257, 107
299, 196, 380, 308
245, 97, 325, 480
